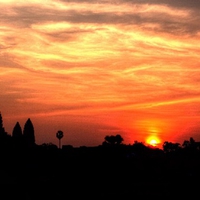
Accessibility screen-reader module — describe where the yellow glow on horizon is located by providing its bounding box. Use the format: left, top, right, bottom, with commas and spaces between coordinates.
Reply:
146, 135, 161, 147
133, 119, 164, 147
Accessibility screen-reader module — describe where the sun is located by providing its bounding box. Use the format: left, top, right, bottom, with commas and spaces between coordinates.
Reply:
149, 139, 158, 146
146, 136, 161, 147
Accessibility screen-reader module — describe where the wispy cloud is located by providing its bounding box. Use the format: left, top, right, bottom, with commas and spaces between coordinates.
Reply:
1, 0, 200, 146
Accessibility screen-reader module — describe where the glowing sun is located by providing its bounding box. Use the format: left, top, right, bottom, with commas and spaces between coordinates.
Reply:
146, 136, 161, 147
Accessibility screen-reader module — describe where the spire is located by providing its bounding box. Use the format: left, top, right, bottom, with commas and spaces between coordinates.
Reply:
23, 118, 35, 147
12, 122, 23, 138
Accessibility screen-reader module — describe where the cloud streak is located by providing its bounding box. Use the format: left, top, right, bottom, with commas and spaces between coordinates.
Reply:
1, 0, 200, 147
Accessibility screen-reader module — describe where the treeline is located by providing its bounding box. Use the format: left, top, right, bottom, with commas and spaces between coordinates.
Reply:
1, 111, 200, 156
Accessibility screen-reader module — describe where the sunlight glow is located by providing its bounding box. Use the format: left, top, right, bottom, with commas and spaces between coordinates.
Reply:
146, 136, 161, 147
1, 0, 200, 147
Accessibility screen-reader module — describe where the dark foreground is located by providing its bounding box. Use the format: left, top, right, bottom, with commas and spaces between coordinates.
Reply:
0, 145, 200, 199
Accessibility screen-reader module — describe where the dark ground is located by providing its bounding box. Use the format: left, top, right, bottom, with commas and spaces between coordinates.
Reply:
0, 145, 200, 199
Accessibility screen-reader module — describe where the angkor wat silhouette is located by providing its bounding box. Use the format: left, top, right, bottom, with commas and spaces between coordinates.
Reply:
0, 111, 200, 198
0, 112, 35, 149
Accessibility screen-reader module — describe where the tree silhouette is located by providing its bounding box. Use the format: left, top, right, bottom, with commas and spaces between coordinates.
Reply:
103, 134, 124, 145
182, 137, 199, 151
0, 112, 10, 148
115, 134, 124, 145
163, 141, 180, 153
0, 112, 7, 137
56, 130, 64, 149
182, 140, 190, 148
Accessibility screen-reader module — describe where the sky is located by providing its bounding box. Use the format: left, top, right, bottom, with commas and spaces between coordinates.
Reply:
1, 0, 200, 148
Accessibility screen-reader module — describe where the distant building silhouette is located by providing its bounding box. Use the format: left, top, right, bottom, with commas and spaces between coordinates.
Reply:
12, 122, 23, 138
23, 118, 35, 147
12, 121, 23, 148
0, 112, 37, 149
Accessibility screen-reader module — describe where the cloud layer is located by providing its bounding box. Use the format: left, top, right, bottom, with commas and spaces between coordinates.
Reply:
1, 0, 200, 147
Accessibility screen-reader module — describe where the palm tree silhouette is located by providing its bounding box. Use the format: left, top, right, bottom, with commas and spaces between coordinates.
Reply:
56, 130, 64, 149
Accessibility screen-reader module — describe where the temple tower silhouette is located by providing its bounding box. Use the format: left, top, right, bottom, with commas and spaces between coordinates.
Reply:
12, 121, 23, 148
23, 118, 35, 147
12, 122, 23, 138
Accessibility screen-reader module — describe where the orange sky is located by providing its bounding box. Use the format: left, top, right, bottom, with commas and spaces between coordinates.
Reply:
1, 0, 200, 148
